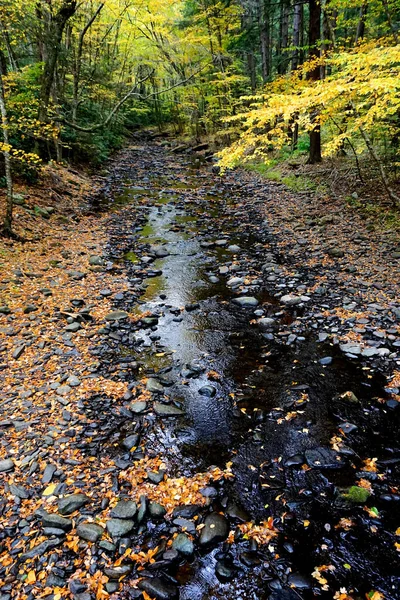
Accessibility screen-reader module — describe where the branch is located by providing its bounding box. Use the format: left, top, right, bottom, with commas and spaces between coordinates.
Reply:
59, 63, 209, 132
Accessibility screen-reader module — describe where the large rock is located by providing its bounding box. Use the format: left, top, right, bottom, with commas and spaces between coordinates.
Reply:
110, 500, 137, 519
199, 513, 229, 547
280, 295, 301, 306
146, 378, 164, 393
154, 402, 184, 416
76, 523, 104, 542
121, 434, 140, 451
0, 458, 14, 473
172, 533, 194, 557
305, 447, 345, 469
58, 494, 90, 515
106, 518, 135, 538
40, 511, 72, 531
138, 578, 178, 600
232, 296, 258, 308
105, 310, 129, 321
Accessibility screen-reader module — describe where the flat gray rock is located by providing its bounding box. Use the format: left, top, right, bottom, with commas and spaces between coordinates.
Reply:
58, 494, 90, 515
111, 500, 137, 519
232, 296, 258, 308
106, 518, 135, 538
199, 513, 229, 546
76, 522, 104, 542
154, 402, 184, 416
0, 458, 14, 472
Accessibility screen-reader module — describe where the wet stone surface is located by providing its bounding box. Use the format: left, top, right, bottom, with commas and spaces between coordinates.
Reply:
0, 136, 399, 600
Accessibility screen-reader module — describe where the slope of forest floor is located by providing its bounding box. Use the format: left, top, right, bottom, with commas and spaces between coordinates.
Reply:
0, 137, 399, 600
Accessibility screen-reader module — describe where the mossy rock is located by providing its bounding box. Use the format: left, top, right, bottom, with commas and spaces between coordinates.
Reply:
343, 486, 370, 503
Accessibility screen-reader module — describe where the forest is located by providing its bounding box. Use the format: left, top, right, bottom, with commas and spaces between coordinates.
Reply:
0, 2, 399, 600
1, 0, 400, 234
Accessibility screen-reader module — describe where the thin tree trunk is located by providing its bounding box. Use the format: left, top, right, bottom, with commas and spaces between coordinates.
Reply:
0, 53, 13, 236
359, 125, 400, 208
355, 3, 368, 43
278, 0, 290, 74
72, 3, 104, 124
39, 0, 77, 123
308, 0, 322, 164
292, 2, 303, 71
0, 22, 18, 71
259, 0, 271, 82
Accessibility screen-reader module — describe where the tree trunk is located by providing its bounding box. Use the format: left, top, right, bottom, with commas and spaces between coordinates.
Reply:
355, 3, 368, 43
308, 0, 322, 164
38, 0, 77, 123
278, 0, 290, 74
292, 2, 303, 71
259, 0, 271, 83
0, 53, 13, 236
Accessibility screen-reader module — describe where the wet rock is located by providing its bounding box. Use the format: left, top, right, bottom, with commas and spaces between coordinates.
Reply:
172, 533, 194, 556
40, 511, 72, 531
149, 502, 167, 520
12, 345, 25, 360
199, 513, 229, 546
138, 578, 178, 600
172, 505, 200, 519
284, 454, 304, 467
227, 277, 244, 287
0, 458, 14, 472
258, 318, 276, 330
104, 565, 132, 579
76, 523, 104, 542
129, 401, 147, 414
228, 244, 241, 252
106, 518, 135, 538
42, 463, 57, 483
198, 385, 216, 397
340, 391, 360, 404
111, 500, 137, 519
121, 434, 140, 451
305, 447, 345, 469
154, 402, 184, 416
216, 559, 235, 581
280, 294, 301, 306
146, 378, 165, 393
20, 538, 61, 561
105, 310, 129, 321
268, 590, 299, 600
58, 494, 90, 515
287, 573, 312, 589
225, 502, 250, 522
233, 296, 259, 308
339, 422, 358, 434
340, 342, 362, 355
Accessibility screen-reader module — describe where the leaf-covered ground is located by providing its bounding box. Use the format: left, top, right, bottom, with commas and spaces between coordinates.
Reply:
0, 139, 399, 600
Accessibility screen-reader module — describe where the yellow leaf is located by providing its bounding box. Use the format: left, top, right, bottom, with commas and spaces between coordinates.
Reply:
43, 483, 57, 496
26, 570, 36, 584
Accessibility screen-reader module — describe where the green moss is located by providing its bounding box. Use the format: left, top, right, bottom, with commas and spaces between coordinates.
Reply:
343, 486, 370, 503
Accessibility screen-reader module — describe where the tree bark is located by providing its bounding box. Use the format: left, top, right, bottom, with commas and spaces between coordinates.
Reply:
38, 0, 77, 123
292, 2, 303, 71
259, 0, 271, 82
308, 0, 322, 164
278, 0, 290, 74
0, 53, 13, 236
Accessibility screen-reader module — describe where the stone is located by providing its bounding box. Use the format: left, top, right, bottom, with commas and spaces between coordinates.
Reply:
129, 401, 147, 414
146, 378, 164, 393
340, 391, 360, 404
106, 518, 135, 538
232, 296, 258, 308
258, 318, 276, 330
154, 402, 184, 416
227, 277, 244, 287
198, 385, 216, 397
122, 434, 140, 451
138, 578, 178, 600
216, 560, 235, 581
105, 310, 129, 321
58, 494, 90, 515
287, 573, 312, 589
89, 256, 104, 266
280, 294, 301, 306
76, 523, 104, 542
149, 502, 167, 520
111, 500, 137, 519
104, 565, 132, 579
305, 447, 345, 469
199, 513, 229, 546
0, 459, 14, 472
172, 533, 194, 556
40, 511, 72, 531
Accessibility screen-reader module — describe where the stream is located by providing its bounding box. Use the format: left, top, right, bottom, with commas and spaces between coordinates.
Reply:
93, 139, 400, 600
